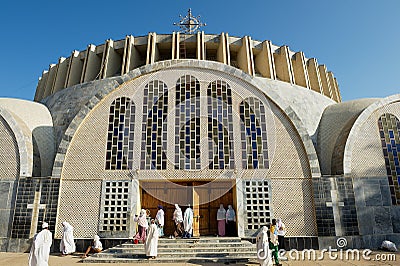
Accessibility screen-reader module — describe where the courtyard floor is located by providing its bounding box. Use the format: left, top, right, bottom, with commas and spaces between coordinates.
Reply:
1, 250, 398, 266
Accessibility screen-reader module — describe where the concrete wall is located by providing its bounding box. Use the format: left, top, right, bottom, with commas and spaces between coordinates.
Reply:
34, 33, 341, 103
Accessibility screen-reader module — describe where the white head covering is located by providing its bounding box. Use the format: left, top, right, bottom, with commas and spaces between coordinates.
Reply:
42, 222, 49, 229
175, 204, 181, 210
94, 235, 100, 241
140, 209, 146, 217
62, 221, 73, 232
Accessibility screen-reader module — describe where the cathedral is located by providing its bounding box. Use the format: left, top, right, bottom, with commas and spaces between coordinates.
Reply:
1, 11, 400, 252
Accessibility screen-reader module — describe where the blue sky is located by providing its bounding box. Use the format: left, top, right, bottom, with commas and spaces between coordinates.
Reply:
0, 0, 398, 102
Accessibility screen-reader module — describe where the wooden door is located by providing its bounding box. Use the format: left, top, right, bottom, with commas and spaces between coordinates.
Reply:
141, 182, 191, 236
193, 181, 234, 236
192, 186, 200, 237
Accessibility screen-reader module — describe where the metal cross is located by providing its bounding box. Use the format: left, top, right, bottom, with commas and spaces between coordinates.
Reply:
173, 8, 206, 34
27, 183, 46, 238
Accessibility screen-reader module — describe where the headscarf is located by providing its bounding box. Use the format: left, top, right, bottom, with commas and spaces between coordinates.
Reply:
42, 222, 49, 229
226, 205, 236, 221
173, 204, 183, 223
217, 204, 226, 220
62, 221, 73, 233
136, 209, 149, 228
93, 235, 103, 250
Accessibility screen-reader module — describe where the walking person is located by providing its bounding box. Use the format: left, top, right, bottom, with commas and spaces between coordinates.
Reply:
133, 209, 148, 244
28, 222, 52, 266
256, 226, 273, 266
217, 204, 226, 236
269, 219, 281, 266
145, 219, 159, 259
276, 218, 286, 251
155, 205, 164, 237
183, 205, 193, 238
226, 205, 236, 236
60, 221, 76, 256
172, 204, 184, 238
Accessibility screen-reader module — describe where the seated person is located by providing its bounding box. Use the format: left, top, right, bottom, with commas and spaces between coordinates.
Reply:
82, 235, 103, 258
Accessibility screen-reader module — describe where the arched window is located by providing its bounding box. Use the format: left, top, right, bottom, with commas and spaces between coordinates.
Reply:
239, 98, 269, 169
105, 97, 135, 170
378, 113, 400, 205
140, 80, 168, 169
207, 80, 235, 169
175, 75, 201, 169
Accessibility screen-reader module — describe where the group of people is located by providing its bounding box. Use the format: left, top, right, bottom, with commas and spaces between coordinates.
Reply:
132, 206, 164, 259
28, 203, 239, 264
256, 218, 286, 266
28, 221, 103, 266
216, 204, 237, 237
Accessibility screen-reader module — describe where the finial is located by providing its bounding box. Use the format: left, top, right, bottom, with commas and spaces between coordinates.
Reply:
173, 8, 206, 34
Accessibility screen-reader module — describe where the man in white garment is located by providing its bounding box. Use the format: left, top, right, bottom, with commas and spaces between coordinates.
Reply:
183, 205, 193, 238
60, 221, 76, 255
145, 219, 159, 259
28, 222, 53, 266
155, 205, 164, 237
256, 226, 273, 266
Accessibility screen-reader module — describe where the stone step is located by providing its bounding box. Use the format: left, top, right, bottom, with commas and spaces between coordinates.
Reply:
81, 238, 256, 264
105, 246, 255, 254
130, 236, 242, 243
95, 251, 256, 259
82, 256, 255, 264
117, 242, 253, 249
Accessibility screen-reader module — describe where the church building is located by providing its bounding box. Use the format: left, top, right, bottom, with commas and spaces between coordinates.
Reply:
1, 10, 399, 252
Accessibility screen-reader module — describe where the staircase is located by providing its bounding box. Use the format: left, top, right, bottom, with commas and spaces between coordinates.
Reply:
82, 237, 257, 263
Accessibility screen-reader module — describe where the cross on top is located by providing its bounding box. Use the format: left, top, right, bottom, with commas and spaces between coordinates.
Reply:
174, 8, 206, 34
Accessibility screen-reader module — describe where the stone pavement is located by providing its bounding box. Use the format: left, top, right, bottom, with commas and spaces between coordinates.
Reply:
0, 251, 398, 266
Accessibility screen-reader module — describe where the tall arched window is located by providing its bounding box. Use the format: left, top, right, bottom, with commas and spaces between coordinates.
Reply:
140, 80, 168, 169
207, 80, 235, 169
105, 97, 135, 170
175, 75, 201, 170
239, 98, 269, 169
378, 113, 400, 205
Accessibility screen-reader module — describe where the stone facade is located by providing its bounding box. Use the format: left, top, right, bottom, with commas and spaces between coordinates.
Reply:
0, 33, 399, 252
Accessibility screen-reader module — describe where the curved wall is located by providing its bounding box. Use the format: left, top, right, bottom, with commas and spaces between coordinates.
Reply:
57, 66, 317, 238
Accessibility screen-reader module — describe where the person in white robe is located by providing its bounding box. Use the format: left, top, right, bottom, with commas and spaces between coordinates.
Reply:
145, 219, 159, 259
155, 205, 164, 237
183, 205, 193, 238
28, 222, 53, 266
217, 204, 226, 236
256, 226, 273, 266
60, 221, 76, 255
172, 204, 184, 237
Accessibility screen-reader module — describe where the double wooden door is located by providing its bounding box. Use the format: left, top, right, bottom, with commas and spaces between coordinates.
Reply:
141, 181, 234, 236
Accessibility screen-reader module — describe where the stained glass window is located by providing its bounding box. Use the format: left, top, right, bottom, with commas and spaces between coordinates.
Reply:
378, 113, 400, 205
239, 98, 269, 169
207, 80, 235, 169
140, 80, 168, 169
175, 75, 201, 169
105, 97, 135, 170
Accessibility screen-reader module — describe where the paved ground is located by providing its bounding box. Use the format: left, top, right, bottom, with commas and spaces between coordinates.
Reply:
1, 251, 398, 265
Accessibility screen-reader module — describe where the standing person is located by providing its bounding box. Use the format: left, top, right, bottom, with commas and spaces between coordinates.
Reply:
82, 235, 103, 258
133, 209, 148, 244
256, 226, 273, 266
155, 205, 165, 237
226, 205, 236, 236
276, 218, 286, 251
269, 219, 281, 266
172, 204, 184, 238
183, 205, 193, 238
217, 204, 226, 237
28, 222, 53, 266
60, 221, 76, 256
145, 219, 159, 259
